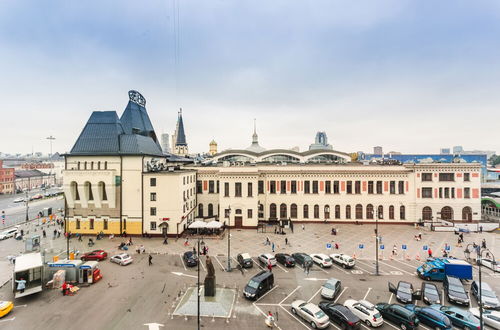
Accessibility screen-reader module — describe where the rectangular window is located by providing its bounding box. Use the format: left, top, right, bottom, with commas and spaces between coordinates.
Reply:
196, 180, 202, 193
150, 178, 156, 187
224, 182, 230, 197
291, 181, 297, 194
150, 192, 156, 201
270, 181, 276, 194
103, 219, 108, 230
76, 219, 80, 229
225, 209, 230, 218
235, 182, 242, 197
439, 173, 455, 182
439, 187, 443, 198
422, 173, 432, 182
422, 188, 433, 198
209, 180, 215, 193
464, 187, 470, 198
248, 182, 253, 197
325, 181, 331, 194
312, 181, 318, 194
216, 180, 219, 193
333, 181, 339, 194
123, 219, 126, 230
346, 181, 352, 194
398, 181, 404, 194
304, 181, 310, 194
444, 188, 450, 198
355, 181, 361, 194
150, 207, 157, 216
280, 180, 286, 194
376, 181, 383, 194
258, 180, 264, 194
150, 221, 157, 231
390, 181, 396, 194
451, 187, 455, 198
89, 218, 94, 230
464, 173, 470, 181
368, 181, 374, 194
247, 209, 253, 218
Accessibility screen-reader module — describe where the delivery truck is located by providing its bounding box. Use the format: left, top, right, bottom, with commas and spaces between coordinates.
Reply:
417, 258, 472, 281
12, 252, 44, 298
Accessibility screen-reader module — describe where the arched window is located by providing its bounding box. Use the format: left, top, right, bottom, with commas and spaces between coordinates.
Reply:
198, 204, 204, 217
91, 161, 94, 170
98, 182, 107, 201
208, 204, 213, 217
84, 161, 87, 170
422, 207, 432, 221
462, 207, 472, 222
291, 204, 298, 219
377, 205, 384, 219
441, 206, 453, 221
335, 205, 340, 219
270, 203, 277, 219
77, 162, 81, 170
324, 205, 330, 219
84, 182, 93, 201
400, 205, 406, 220
97, 161, 101, 170
355, 204, 363, 219
280, 203, 287, 219
367, 204, 374, 219
71, 181, 80, 201
314, 205, 320, 218
345, 205, 351, 219
389, 205, 395, 220
303, 205, 309, 219
104, 161, 108, 170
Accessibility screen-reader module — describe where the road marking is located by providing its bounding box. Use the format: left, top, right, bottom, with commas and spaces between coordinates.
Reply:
383, 321, 401, 330
14, 304, 27, 308
316, 265, 330, 274
144, 323, 164, 330
227, 287, 237, 320
307, 287, 323, 303
199, 258, 206, 272
0, 317, 15, 323
252, 303, 283, 330
255, 285, 279, 303
360, 324, 371, 330
171, 271, 197, 279
179, 254, 187, 271
351, 270, 363, 275
363, 288, 372, 300
303, 278, 329, 281
334, 287, 348, 303
213, 256, 226, 271
280, 305, 310, 329
329, 321, 343, 330
379, 260, 413, 275
275, 262, 289, 273
280, 286, 301, 305
252, 257, 264, 270
330, 262, 350, 274
354, 263, 372, 273
388, 293, 394, 304
231, 256, 246, 272
392, 259, 420, 271
389, 271, 403, 275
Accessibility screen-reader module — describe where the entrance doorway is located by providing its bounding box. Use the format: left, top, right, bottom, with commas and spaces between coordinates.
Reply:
234, 216, 243, 228
159, 223, 169, 237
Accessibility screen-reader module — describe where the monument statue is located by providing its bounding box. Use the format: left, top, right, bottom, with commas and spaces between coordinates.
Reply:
204, 256, 216, 296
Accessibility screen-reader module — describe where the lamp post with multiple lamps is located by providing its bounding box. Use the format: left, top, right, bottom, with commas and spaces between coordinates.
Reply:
369, 208, 381, 276
226, 206, 232, 272
196, 227, 205, 330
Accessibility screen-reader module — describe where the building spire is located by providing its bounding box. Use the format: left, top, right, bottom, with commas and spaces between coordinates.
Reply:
252, 118, 258, 144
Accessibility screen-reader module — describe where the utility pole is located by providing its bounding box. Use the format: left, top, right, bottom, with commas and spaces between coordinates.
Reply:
46, 135, 56, 157
25, 190, 29, 222
227, 206, 232, 272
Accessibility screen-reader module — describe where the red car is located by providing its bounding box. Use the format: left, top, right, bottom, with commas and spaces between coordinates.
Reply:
81, 250, 108, 261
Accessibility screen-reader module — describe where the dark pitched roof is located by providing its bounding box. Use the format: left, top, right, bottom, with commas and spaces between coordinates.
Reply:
175, 112, 187, 146
120, 101, 159, 144
15, 169, 49, 178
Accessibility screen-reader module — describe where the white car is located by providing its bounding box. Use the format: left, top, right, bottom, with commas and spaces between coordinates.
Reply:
310, 253, 333, 268
344, 299, 384, 327
13, 198, 24, 203
470, 308, 500, 329
110, 253, 133, 266
330, 253, 356, 269
291, 300, 330, 329
258, 253, 276, 266
0, 228, 19, 240
478, 258, 500, 273
321, 278, 341, 300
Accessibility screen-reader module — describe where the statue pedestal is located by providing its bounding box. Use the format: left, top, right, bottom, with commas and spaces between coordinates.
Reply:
204, 276, 216, 296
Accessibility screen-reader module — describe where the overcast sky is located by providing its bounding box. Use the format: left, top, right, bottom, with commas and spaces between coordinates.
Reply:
1, 1, 499, 156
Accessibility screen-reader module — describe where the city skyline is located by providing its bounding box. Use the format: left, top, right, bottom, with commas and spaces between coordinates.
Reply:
1, 1, 500, 155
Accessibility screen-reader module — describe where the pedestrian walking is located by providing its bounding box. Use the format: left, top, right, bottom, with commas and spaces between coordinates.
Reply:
267, 261, 272, 272
459, 233, 464, 243
301, 224, 305, 231
335, 242, 339, 250
285, 237, 288, 246
481, 239, 486, 249
392, 245, 398, 256
15, 278, 26, 294
456, 237, 462, 247
479, 226, 483, 233
148, 254, 153, 266
265, 237, 270, 246
272, 242, 275, 253
163, 237, 168, 245
237, 264, 244, 275
193, 247, 197, 255
428, 248, 433, 258
274, 227, 277, 234
305, 263, 310, 275
53, 229, 57, 239
184, 238, 189, 246
43, 230, 46, 238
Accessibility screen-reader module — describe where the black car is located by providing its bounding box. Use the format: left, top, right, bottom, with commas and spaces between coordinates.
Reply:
443, 275, 470, 306
389, 281, 421, 304
470, 281, 500, 310
319, 302, 361, 330
275, 253, 295, 267
422, 282, 441, 305
237, 253, 253, 268
292, 253, 313, 268
243, 271, 274, 300
183, 251, 198, 267
376, 303, 420, 330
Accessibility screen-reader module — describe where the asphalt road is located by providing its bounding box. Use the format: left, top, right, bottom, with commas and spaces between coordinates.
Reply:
0, 194, 63, 229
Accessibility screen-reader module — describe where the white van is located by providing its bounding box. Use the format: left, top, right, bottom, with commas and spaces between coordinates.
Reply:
0, 228, 19, 240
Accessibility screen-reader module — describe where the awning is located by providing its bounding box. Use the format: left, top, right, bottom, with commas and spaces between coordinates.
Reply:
206, 221, 223, 229
188, 220, 208, 229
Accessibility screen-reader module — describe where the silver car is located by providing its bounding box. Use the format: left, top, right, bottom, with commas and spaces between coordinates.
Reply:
291, 300, 330, 329
258, 253, 277, 267
110, 253, 133, 266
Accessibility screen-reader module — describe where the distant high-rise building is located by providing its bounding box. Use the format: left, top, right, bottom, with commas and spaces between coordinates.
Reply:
171, 109, 188, 156
373, 146, 383, 156
160, 133, 170, 154
440, 148, 451, 155
453, 146, 463, 154
209, 140, 218, 156
309, 131, 333, 150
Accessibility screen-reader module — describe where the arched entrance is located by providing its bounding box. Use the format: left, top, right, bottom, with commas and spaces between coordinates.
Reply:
159, 222, 169, 237
441, 206, 453, 221
462, 207, 472, 222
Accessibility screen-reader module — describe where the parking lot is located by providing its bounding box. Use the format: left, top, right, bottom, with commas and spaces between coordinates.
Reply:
0, 223, 499, 329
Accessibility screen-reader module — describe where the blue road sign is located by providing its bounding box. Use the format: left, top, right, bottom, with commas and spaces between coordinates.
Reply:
326, 243, 332, 249
380, 245, 385, 250
402, 245, 407, 250
359, 244, 364, 249
445, 245, 451, 251
423, 245, 428, 251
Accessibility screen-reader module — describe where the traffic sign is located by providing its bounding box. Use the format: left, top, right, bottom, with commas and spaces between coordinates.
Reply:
380, 245, 385, 250
423, 245, 428, 251
326, 243, 332, 249
445, 245, 451, 251
402, 245, 407, 250
358, 244, 364, 249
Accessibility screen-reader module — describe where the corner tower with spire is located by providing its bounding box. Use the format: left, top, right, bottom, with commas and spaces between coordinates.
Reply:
171, 108, 189, 156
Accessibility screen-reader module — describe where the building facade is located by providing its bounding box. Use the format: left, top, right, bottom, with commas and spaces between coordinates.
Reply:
0, 160, 15, 194
15, 170, 56, 191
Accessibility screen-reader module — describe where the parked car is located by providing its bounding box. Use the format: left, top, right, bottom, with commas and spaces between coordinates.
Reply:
331, 253, 356, 269
321, 278, 342, 300
470, 308, 500, 329
81, 250, 108, 261
291, 300, 330, 329
275, 253, 295, 267
344, 299, 383, 327
310, 253, 333, 268
292, 252, 313, 268
404, 305, 452, 330
477, 258, 500, 273
183, 251, 198, 267
443, 275, 470, 306
320, 302, 361, 329
258, 253, 277, 267
0, 301, 14, 318
237, 253, 253, 268
430, 305, 479, 330
422, 282, 441, 305
0, 228, 19, 240
13, 197, 24, 203
388, 281, 420, 304
31, 194, 43, 200
243, 271, 274, 300
375, 303, 420, 330
470, 281, 499, 310
110, 253, 133, 266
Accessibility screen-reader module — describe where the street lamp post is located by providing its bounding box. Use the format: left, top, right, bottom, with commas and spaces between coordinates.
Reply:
197, 231, 201, 330
25, 190, 29, 222
478, 248, 494, 330
227, 206, 232, 272
374, 209, 380, 276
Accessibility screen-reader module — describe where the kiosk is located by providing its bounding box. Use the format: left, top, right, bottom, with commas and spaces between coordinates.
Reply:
79, 261, 102, 284
46, 260, 82, 283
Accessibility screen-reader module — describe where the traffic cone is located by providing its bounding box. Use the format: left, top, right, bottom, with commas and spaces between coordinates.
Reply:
415, 254, 421, 261
353, 252, 357, 259
406, 254, 411, 261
